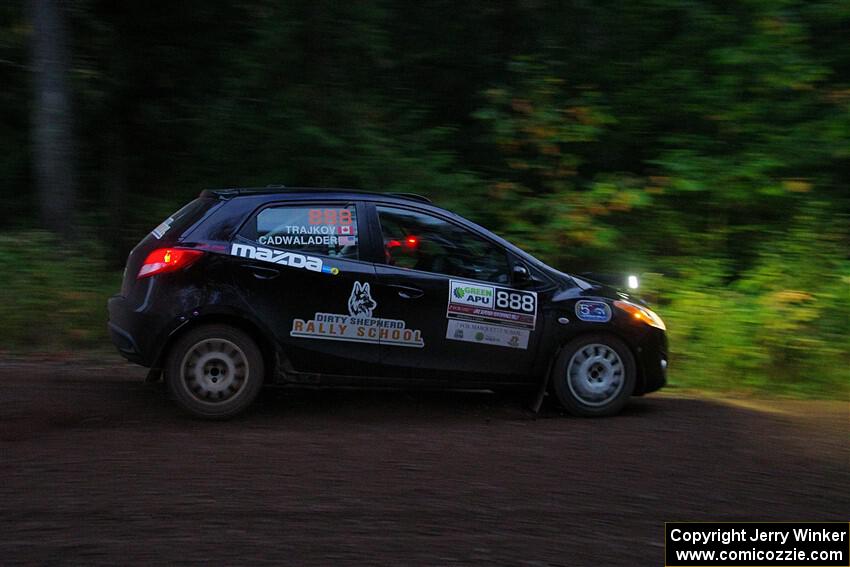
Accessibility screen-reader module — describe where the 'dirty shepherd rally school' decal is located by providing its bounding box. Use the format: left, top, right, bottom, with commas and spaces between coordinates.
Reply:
290, 281, 425, 347
446, 279, 537, 349
230, 242, 340, 275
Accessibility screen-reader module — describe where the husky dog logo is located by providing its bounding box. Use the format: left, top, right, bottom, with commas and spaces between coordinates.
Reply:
347, 281, 377, 318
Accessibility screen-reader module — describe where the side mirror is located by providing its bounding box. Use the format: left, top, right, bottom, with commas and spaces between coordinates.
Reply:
512, 264, 531, 284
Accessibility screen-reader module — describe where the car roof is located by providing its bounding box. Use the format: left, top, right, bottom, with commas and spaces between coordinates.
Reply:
200, 186, 432, 204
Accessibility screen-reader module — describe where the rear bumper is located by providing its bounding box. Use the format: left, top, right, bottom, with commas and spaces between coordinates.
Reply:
108, 320, 141, 361
107, 294, 155, 366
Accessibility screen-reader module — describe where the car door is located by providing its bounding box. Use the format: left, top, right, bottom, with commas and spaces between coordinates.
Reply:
228, 200, 380, 376
368, 203, 544, 384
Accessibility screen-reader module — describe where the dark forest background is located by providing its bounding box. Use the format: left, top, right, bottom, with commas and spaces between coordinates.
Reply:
1, 1, 848, 395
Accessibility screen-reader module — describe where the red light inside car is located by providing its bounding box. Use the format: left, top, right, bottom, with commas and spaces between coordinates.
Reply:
405, 236, 419, 248
138, 248, 204, 279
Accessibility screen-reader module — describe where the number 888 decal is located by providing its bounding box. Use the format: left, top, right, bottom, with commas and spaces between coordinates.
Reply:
308, 208, 353, 226
496, 290, 536, 313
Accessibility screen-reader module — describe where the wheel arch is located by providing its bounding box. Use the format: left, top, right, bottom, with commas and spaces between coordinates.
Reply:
153, 313, 280, 383
549, 329, 647, 395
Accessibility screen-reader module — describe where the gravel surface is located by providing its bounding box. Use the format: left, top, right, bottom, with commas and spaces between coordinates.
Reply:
1, 360, 847, 566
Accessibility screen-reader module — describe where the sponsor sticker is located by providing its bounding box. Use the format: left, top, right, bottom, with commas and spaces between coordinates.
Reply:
575, 300, 611, 323
447, 279, 537, 330
450, 281, 495, 308
446, 320, 530, 349
151, 217, 173, 239
291, 281, 424, 348
230, 242, 336, 274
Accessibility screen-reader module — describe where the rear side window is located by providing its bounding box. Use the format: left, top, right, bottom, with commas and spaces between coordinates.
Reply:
239, 204, 358, 259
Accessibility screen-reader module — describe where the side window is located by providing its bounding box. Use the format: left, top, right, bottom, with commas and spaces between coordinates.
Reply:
377, 206, 510, 284
239, 204, 358, 259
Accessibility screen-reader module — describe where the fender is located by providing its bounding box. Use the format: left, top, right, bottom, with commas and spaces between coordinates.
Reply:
146, 305, 287, 383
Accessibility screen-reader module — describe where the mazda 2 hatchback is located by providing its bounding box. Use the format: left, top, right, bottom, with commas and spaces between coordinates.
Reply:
108, 188, 667, 418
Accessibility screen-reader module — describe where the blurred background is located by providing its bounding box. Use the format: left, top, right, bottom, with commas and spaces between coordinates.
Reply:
1, 0, 848, 397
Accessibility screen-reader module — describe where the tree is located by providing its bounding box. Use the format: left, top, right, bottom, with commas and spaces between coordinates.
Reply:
30, 0, 75, 238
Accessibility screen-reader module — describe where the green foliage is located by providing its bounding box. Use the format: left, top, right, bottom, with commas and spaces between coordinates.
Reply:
0, 232, 120, 351
470, 59, 648, 265
646, 209, 850, 397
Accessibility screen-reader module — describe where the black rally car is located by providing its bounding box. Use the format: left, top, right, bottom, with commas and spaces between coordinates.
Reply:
108, 188, 667, 418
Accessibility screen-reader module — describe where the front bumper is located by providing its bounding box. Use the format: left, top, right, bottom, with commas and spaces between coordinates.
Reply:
631, 327, 667, 395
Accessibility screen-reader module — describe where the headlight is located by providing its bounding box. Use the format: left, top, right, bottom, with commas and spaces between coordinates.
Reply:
614, 300, 666, 331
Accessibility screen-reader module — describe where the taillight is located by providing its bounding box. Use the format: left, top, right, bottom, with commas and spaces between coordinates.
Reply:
137, 248, 204, 279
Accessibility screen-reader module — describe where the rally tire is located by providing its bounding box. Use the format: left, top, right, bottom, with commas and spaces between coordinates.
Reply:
165, 324, 265, 419
551, 334, 636, 417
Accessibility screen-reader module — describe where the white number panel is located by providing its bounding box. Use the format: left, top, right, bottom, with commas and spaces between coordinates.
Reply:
447, 280, 537, 330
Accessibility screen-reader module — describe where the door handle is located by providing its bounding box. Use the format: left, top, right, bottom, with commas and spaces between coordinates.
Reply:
390, 285, 424, 299
246, 265, 280, 280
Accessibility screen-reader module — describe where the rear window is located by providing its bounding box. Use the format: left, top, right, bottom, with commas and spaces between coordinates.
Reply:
238, 204, 359, 259
151, 198, 215, 240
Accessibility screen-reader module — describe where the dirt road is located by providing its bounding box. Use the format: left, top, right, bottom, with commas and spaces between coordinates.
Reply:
1, 359, 847, 565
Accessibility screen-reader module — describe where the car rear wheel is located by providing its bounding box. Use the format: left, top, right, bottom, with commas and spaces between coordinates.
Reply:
165, 324, 264, 419
552, 334, 636, 417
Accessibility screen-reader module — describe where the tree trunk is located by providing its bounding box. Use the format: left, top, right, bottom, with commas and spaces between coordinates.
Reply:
30, 0, 76, 239
105, 125, 129, 266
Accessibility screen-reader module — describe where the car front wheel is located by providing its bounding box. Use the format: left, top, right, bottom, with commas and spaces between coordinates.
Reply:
165, 324, 265, 419
552, 334, 636, 417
